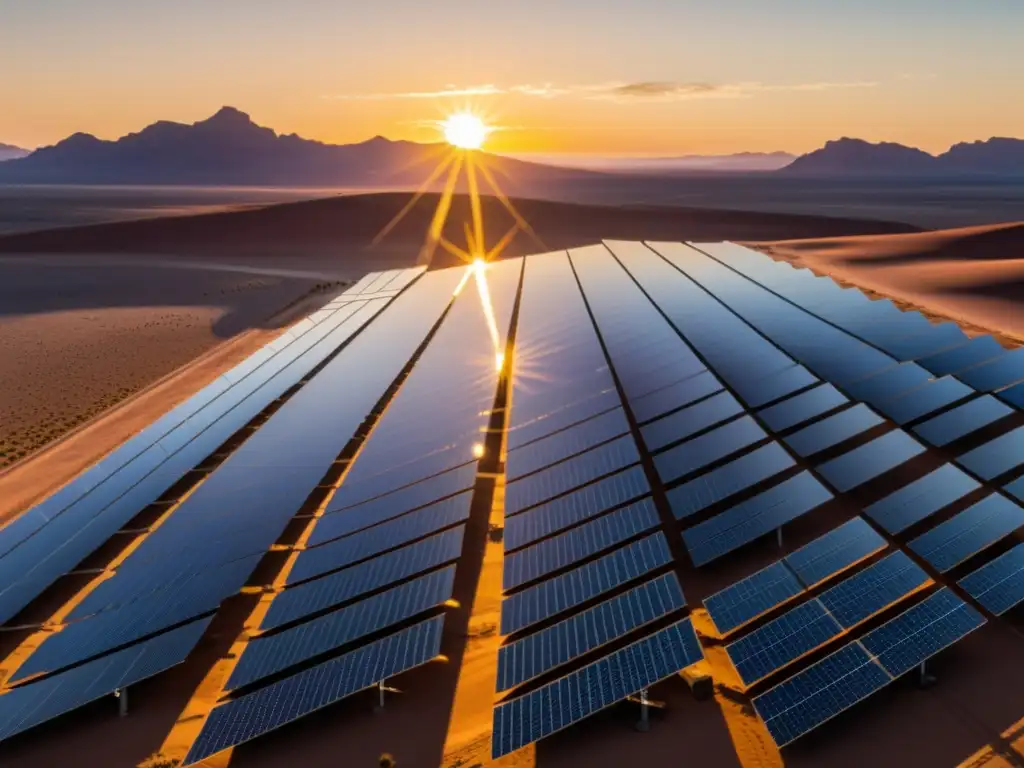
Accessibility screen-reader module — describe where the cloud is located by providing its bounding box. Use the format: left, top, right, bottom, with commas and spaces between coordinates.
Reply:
326, 84, 504, 100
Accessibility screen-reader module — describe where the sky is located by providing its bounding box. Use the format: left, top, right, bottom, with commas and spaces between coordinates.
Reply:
2, 0, 1023, 156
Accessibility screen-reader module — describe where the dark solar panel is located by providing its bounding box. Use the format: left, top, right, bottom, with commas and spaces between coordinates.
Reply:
742, 365, 819, 408
666, 443, 795, 520
752, 642, 890, 748
958, 543, 1024, 615
183, 617, 444, 766
879, 324, 970, 362
860, 588, 985, 677
1007, 476, 1024, 503
876, 376, 974, 425
496, 573, 686, 691
653, 416, 768, 485
958, 426, 1024, 480
909, 495, 1024, 572
506, 408, 630, 481
503, 499, 660, 590
506, 390, 621, 452
957, 347, 1024, 392
503, 467, 650, 550
783, 404, 884, 457
757, 384, 848, 432
631, 371, 724, 425
703, 561, 803, 636
863, 464, 980, 534
917, 336, 1007, 377
784, 517, 886, 588
641, 391, 745, 452
491, 617, 703, 759
726, 599, 842, 687
227, 567, 454, 691
500, 532, 672, 635
913, 396, 1014, 447
817, 551, 929, 629
845, 363, 934, 406
817, 430, 926, 492
683, 472, 833, 567
999, 381, 1024, 410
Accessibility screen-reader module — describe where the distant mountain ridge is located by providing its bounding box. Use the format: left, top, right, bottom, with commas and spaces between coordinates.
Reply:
0, 143, 29, 162
506, 151, 796, 172
783, 137, 1024, 176
0, 107, 598, 189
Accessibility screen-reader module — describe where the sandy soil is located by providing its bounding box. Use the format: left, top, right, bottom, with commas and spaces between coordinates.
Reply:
756, 222, 1024, 344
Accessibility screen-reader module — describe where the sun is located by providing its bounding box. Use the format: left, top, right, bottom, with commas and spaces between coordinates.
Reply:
443, 113, 488, 150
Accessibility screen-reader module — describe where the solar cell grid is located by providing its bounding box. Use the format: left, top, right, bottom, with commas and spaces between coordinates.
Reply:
505, 408, 630, 481
183, 617, 444, 766
491, 617, 703, 759
496, 572, 686, 691
958, 427, 1024, 480
703, 561, 803, 635
503, 499, 660, 590
641, 391, 745, 452
918, 336, 1007, 377
784, 517, 887, 588
817, 430, 926, 492
817, 551, 929, 629
783, 404, 884, 457
959, 542, 1024, 615
844, 363, 934, 405
1007, 476, 1024, 503
757, 384, 849, 433
654, 416, 768, 485
908, 495, 1024, 572
500, 532, 672, 635
914, 395, 1014, 447
864, 464, 980, 535
741, 365, 819, 408
506, 389, 622, 451
630, 370, 724, 425
1000, 381, 1024, 410
877, 324, 971, 362
957, 347, 1024, 392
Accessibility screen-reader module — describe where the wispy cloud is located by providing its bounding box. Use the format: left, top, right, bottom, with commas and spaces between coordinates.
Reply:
324, 80, 877, 102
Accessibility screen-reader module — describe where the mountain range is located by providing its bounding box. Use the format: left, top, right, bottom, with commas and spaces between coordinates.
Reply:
0, 143, 29, 162
1, 109, 1023, 185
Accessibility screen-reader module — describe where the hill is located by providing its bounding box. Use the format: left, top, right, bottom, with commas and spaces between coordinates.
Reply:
0, 143, 29, 162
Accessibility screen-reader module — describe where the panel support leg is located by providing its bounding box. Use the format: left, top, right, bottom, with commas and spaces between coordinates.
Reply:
918, 661, 937, 689
116, 687, 128, 717
376, 680, 386, 712
636, 688, 650, 732
776, 526, 783, 549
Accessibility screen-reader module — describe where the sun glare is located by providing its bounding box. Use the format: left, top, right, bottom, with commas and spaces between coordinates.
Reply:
443, 113, 488, 150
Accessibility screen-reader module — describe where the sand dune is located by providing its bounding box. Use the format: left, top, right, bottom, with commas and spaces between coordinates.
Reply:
757, 222, 1024, 343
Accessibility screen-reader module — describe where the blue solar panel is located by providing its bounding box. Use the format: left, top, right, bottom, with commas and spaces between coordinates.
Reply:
507, 390, 622, 452
860, 588, 985, 677
641, 391, 745, 452
491, 617, 703, 759
654, 416, 768, 484
666, 443, 795, 520
817, 551, 929, 628
959, 543, 1024, 615
845, 363, 934, 406
918, 336, 1007, 377
1007, 476, 1024, 503
726, 599, 842, 687
504, 436, 641, 516
909, 495, 1024, 572
959, 426, 1024, 480
913, 396, 1014, 447
227, 567, 455, 691
631, 371, 723, 425
503, 467, 650, 551
503, 499, 660, 590
784, 517, 887, 588
289, 494, 470, 584
957, 348, 1024, 392
784, 404, 884, 457
864, 464, 980, 534
496, 573, 686, 691
743, 365, 819, 408
500, 532, 672, 635
752, 641, 890, 748
703, 561, 803, 636
0, 617, 211, 743
876, 376, 975, 425
879, 323, 970, 362
183, 617, 445, 766
683, 472, 833, 567
999, 381, 1024, 410
506, 408, 630, 481
263, 526, 464, 630
758, 384, 849, 432
817, 430, 926, 492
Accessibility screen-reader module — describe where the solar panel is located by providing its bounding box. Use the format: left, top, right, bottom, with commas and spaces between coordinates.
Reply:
503, 467, 650, 551
641, 391, 745, 452
817, 551, 929, 629
957, 347, 1024, 392
817, 430, 926, 492
913, 396, 1014, 447
496, 573, 686, 691
917, 336, 1007, 377
703, 561, 803, 636
783, 404, 884, 457
742, 365, 820, 408
784, 517, 887, 588
860, 588, 985, 677
500, 532, 672, 635
0, 617, 211, 743
263, 526, 464, 630
506, 390, 622, 452
504, 437, 641, 516
505, 408, 630, 481
666, 442, 795, 520
182, 617, 444, 766
864, 464, 980, 535
491, 617, 703, 759
503, 499, 660, 590
879, 323, 971, 362
958, 542, 1024, 615
1007, 476, 1024, 503
726, 599, 842, 687
631, 371, 724, 425
844, 363, 933, 406
958, 426, 1024, 480
683, 472, 833, 567
227, 567, 455, 691
875, 376, 975, 425
752, 641, 890, 748
654, 416, 768, 485
288, 494, 470, 584
999, 381, 1024, 410
909, 495, 1024, 572
758, 384, 849, 432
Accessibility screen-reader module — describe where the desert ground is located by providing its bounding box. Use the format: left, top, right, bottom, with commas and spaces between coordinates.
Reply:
2, 193, 1024, 768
